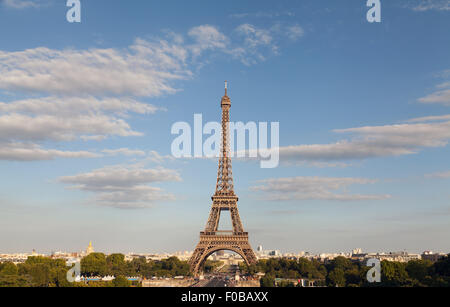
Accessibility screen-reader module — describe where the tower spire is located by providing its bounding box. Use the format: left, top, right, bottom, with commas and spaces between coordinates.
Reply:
216, 80, 233, 196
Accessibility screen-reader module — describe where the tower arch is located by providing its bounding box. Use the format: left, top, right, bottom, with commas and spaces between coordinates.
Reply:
190, 246, 250, 276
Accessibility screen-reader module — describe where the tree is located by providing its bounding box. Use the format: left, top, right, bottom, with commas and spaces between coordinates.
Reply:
106, 253, 126, 276
50, 267, 71, 287
28, 263, 51, 287
0, 262, 18, 276
345, 268, 362, 286
0, 275, 31, 287
327, 268, 346, 287
431, 254, 450, 286
113, 275, 131, 287
406, 259, 432, 283
81, 253, 107, 276
329, 256, 355, 271
286, 270, 298, 279
434, 254, 450, 277
381, 261, 409, 286
127, 257, 147, 276
260, 274, 275, 287
203, 260, 222, 273
297, 258, 326, 279
279, 280, 295, 287
14, 257, 69, 287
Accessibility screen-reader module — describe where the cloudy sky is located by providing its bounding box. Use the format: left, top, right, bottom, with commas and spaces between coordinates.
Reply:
0, 0, 449, 255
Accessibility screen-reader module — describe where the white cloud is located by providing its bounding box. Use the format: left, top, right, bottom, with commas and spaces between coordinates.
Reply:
2, 0, 40, 9
59, 164, 181, 208
188, 25, 229, 56
230, 23, 304, 65
145, 150, 175, 164
0, 24, 301, 161
231, 24, 277, 65
80, 135, 107, 141
0, 96, 161, 142
0, 113, 141, 142
425, 170, 450, 179
418, 89, 450, 105
0, 142, 99, 161
102, 148, 146, 157
0, 39, 191, 97
335, 121, 450, 147
229, 11, 295, 19
417, 69, 450, 105
0, 96, 160, 116
437, 81, 450, 88
0, 96, 162, 159
236, 24, 273, 48
0, 24, 298, 98
59, 165, 180, 188
405, 114, 450, 123
278, 119, 450, 163
406, 0, 450, 11
90, 186, 174, 209
286, 25, 305, 41
251, 176, 390, 201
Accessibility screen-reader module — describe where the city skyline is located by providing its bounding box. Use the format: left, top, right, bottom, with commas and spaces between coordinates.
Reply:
1, 0, 450, 255
2, 239, 444, 261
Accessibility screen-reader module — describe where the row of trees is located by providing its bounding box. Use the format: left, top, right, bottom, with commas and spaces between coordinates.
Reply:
0, 254, 191, 287
240, 255, 450, 287
80, 253, 190, 278
3, 253, 449, 287
0, 256, 71, 287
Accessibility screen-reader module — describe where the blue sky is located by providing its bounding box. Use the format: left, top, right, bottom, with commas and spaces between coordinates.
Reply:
0, 0, 449, 255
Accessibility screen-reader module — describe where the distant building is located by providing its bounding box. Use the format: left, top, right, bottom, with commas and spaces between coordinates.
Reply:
255, 246, 285, 259
268, 250, 281, 256
86, 241, 94, 255
367, 251, 420, 262
352, 248, 363, 255
216, 250, 225, 256
421, 251, 446, 262
351, 248, 368, 260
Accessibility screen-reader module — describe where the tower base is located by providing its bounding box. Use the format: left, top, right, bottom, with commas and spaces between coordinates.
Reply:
189, 232, 257, 277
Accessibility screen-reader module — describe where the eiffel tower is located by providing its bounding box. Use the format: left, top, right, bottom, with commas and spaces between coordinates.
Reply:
189, 81, 257, 277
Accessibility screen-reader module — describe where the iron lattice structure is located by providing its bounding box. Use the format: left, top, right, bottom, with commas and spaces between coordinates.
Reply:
189, 82, 257, 276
